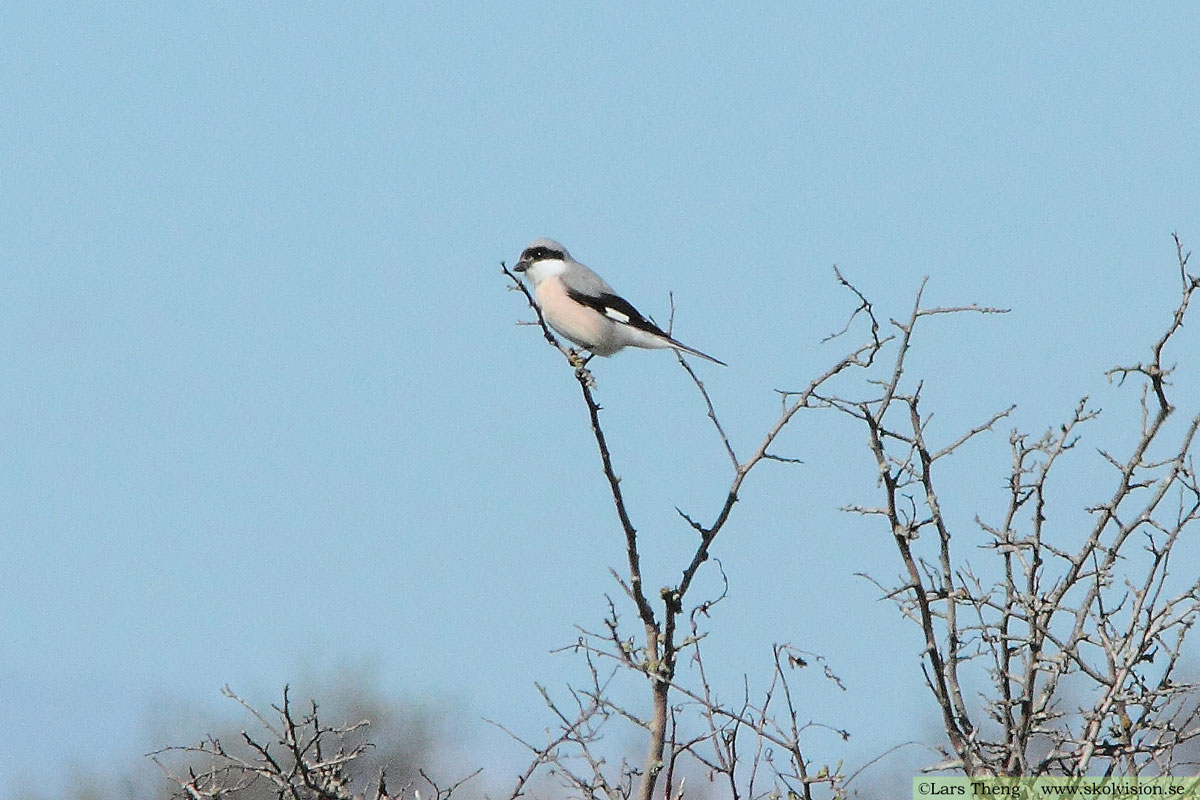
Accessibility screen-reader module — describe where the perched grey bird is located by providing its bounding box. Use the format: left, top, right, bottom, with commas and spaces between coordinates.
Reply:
513, 238, 725, 366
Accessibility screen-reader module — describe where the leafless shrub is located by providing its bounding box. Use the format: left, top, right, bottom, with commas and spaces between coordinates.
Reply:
820, 234, 1200, 776
501, 234, 1200, 795
150, 686, 478, 800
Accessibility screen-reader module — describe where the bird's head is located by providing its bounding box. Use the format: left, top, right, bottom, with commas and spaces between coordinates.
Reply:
513, 237, 570, 285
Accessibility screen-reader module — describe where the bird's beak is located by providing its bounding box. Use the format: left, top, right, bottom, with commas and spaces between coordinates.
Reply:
513, 260, 529, 273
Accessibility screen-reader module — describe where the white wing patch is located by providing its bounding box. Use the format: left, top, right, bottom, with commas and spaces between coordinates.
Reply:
603, 306, 631, 323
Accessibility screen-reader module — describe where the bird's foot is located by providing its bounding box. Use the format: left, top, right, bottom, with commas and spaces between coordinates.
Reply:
567, 349, 596, 387
567, 349, 594, 369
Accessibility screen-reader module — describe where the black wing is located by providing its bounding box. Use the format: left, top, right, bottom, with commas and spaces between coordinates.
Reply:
565, 289, 669, 337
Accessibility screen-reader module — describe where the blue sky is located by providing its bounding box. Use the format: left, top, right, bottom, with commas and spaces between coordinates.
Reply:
3, 5, 1199, 796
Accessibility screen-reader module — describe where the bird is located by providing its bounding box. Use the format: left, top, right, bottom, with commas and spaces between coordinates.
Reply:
512, 238, 726, 366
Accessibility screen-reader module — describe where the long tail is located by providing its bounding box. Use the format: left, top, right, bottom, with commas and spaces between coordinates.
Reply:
667, 337, 727, 367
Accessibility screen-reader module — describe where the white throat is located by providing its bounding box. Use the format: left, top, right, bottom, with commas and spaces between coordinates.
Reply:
522, 257, 567, 287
